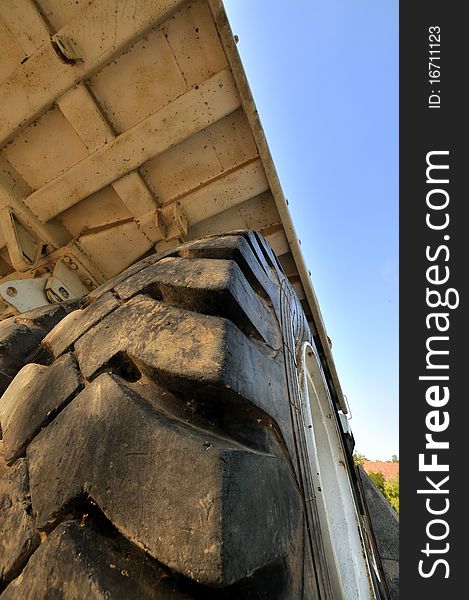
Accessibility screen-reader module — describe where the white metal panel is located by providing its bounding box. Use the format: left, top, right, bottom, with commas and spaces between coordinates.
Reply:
2, 106, 89, 190
112, 173, 160, 224
301, 343, 375, 600
187, 191, 280, 239
77, 220, 152, 278
173, 160, 269, 225
25, 69, 240, 222
264, 229, 290, 257
206, 108, 259, 170
89, 28, 187, 133
57, 187, 132, 238
35, 0, 89, 31
142, 109, 257, 205
57, 84, 115, 153
0, 20, 25, 83
143, 127, 230, 205
162, 0, 228, 88
0, 0, 50, 58
0, 0, 188, 145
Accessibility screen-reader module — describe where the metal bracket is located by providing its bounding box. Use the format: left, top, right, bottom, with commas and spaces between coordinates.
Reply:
0, 261, 90, 313
136, 210, 167, 242
159, 202, 188, 241
0, 208, 44, 272
51, 34, 83, 64
0, 277, 49, 313
45, 260, 89, 303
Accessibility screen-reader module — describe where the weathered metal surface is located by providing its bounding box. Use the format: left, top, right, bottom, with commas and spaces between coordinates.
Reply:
0, 0, 346, 412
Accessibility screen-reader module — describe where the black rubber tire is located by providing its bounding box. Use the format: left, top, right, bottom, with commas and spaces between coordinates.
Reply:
0, 302, 78, 395
0, 231, 315, 599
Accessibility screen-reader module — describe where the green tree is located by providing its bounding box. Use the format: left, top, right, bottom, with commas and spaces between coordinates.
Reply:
368, 471, 386, 494
385, 475, 399, 513
368, 471, 399, 514
391, 454, 399, 463
353, 452, 367, 466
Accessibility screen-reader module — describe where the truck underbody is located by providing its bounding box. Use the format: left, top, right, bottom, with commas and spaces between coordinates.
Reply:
0, 1, 398, 598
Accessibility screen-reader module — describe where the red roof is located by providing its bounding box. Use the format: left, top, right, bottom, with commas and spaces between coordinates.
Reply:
362, 461, 399, 480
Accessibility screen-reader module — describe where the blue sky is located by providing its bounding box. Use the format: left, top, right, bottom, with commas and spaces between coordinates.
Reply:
224, 0, 398, 460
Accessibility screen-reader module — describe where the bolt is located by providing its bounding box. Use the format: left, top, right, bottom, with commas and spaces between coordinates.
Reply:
6, 286, 17, 297
84, 279, 92, 286
63, 256, 71, 263
70, 263, 78, 270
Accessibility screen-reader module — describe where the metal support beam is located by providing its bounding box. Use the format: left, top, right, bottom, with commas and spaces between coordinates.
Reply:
26, 69, 240, 222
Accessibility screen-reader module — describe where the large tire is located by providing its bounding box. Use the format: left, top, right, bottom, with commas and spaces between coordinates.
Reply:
0, 303, 78, 395
0, 231, 325, 599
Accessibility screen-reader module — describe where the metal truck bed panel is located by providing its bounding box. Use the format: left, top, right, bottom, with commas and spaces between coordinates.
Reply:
0, 0, 345, 411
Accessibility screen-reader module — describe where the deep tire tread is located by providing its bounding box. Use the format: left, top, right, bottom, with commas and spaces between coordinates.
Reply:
0, 232, 305, 599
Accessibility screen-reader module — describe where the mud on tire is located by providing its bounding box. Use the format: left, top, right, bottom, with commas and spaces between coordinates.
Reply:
0, 232, 314, 599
